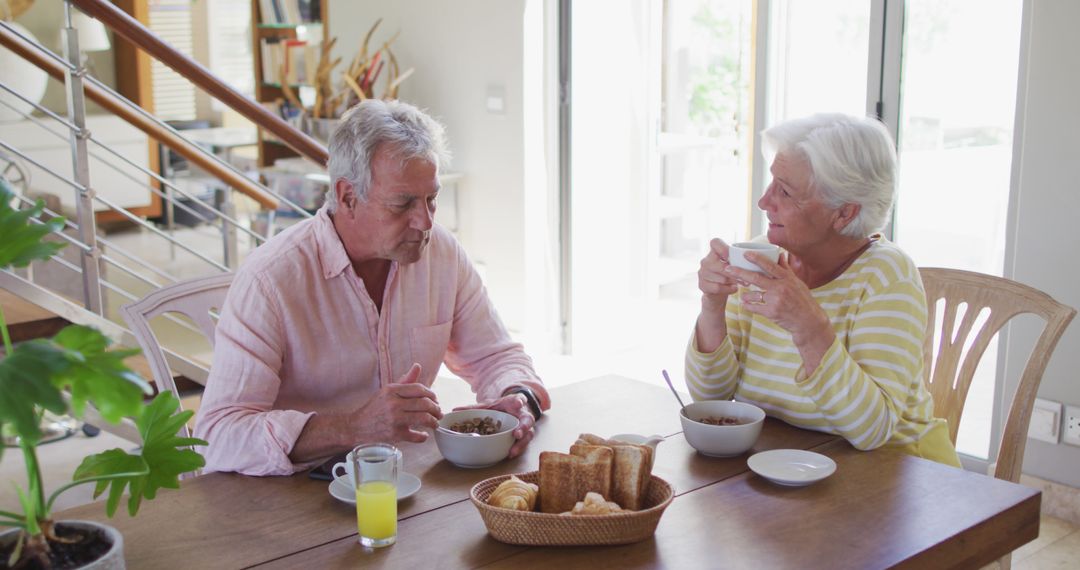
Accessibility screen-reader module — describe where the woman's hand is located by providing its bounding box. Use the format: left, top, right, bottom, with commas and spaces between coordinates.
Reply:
725, 253, 835, 372
695, 238, 741, 352
698, 238, 740, 312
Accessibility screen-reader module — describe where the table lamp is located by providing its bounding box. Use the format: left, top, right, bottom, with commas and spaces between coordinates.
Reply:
0, 21, 48, 122
71, 11, 110, 55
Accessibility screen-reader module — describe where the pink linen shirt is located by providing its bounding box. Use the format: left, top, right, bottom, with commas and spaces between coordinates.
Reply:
194, 207, 548, 476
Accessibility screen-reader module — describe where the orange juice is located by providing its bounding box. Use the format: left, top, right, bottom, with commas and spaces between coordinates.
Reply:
356, 480, 397, 544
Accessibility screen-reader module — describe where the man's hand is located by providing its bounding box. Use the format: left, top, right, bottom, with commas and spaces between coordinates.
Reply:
354, 363, 442, 444
453, 393, 536, 458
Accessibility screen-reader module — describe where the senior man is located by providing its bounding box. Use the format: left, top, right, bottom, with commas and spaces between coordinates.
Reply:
195, 100, 549, 475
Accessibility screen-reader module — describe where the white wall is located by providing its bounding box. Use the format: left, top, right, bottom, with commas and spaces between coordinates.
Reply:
1007, 0, 1080, 488
328, 0, 534, 334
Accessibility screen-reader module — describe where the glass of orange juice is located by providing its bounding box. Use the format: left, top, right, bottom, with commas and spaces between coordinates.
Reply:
350, 443, 399, 548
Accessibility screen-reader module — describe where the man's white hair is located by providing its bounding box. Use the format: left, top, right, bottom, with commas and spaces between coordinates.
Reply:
325, 99, 450, 212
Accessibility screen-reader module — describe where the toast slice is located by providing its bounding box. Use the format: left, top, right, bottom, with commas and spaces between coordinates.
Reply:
572, 434, 654, 510
607, 444, 650, 510
575, 433, 608, 446
539, 446, 613, 514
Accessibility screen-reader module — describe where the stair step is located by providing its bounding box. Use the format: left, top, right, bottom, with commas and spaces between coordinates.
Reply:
0, 287, 69, 343
2, 287, 201, 392
2, 285, 204, 437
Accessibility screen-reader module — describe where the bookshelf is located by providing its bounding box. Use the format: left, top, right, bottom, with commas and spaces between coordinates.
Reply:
251, 0, 328, 167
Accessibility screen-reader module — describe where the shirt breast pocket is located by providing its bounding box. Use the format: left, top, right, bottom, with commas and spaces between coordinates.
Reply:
409, 321, 453, 383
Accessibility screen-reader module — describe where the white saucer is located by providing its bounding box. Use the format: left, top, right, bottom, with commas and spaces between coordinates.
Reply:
329, 472, 421, 504
747, 449, 836, 487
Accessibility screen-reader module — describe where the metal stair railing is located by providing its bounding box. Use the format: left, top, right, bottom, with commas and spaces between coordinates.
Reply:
0, 1, 336, 445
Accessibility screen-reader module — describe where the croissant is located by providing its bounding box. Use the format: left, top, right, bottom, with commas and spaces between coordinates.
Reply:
488, 475, 539, 511
561, 491, 623, 516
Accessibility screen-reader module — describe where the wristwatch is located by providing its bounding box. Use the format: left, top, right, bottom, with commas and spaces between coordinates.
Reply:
504, 386, 543, 420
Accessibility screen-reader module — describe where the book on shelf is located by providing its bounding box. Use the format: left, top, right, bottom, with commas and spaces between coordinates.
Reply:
297, 0, 320, 22
258, 0, 321, 25
260, 38, 318, 85
283, 39, 308, 84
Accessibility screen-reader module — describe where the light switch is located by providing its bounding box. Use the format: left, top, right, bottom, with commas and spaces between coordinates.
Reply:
486, 84, 506, 115
1028, 398, 1061, 444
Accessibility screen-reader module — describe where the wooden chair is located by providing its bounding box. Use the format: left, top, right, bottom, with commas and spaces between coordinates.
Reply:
120, 273, 233, 441
920, 267, 1076, 485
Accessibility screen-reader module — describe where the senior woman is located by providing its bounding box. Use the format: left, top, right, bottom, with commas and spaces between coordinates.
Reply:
685, 113, 960, 467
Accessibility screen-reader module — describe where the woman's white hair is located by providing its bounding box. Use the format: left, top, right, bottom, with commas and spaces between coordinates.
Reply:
325, 99, 450, 213
762, 113, 897, 238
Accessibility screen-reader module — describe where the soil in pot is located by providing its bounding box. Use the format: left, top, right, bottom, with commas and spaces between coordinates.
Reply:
1, 524, 113, 570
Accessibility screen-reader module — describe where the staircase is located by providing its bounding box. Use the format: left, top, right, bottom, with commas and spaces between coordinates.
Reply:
0, 0, 328, 443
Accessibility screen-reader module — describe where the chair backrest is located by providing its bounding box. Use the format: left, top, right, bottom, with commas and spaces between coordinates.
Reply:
120, 273, 233, 440
920, 267, 1075, 483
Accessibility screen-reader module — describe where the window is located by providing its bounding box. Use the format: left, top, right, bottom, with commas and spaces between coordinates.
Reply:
206, 0, 254, 108
148, 0, 196, 121
560, 0, 1024, 463
892, 0, 1024, 459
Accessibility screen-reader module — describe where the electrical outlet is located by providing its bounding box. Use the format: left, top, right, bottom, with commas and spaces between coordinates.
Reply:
1064, 405, 1080, 447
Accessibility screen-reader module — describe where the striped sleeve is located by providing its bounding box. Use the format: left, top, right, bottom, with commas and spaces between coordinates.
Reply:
684, 300, 753, 401
685, 333, 739, 401
795, 274, 928, 450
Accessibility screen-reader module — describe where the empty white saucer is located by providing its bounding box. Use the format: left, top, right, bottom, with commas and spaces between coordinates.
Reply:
329, 472, 421, 504
748, 449, 836, 487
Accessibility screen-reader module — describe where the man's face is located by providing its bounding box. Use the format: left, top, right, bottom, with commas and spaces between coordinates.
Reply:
335, 144, 439, 265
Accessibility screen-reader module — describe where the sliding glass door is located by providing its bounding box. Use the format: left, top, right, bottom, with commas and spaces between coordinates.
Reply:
892, 0, 1024, 459
568, 0, 755, 384
560, 1, 1024, 461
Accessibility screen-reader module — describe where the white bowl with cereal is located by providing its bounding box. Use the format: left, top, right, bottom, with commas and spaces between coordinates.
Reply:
434, 409, 519, 468
680, 400, 765, 457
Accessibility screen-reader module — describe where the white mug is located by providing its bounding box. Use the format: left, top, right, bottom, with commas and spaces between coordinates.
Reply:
333, 447, 404, 482
728, 242, 780, 274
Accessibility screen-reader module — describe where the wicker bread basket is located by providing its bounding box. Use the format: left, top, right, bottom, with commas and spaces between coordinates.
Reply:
470, 471, 674, 546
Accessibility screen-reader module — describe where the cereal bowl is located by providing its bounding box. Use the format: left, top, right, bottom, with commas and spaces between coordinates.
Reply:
434, 409, 519, 468
680, 400, 765, 457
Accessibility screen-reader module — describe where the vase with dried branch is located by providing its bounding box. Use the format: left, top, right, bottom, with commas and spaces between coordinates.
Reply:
282, 19, 414, 143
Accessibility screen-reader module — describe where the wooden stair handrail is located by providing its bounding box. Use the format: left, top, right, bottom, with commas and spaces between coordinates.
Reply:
71, 0, 328, 167
0, 24, 279, 210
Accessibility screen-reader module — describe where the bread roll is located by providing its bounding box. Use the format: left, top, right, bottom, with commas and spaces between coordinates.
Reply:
561, 492, 623, 516
487, 475, 539, 511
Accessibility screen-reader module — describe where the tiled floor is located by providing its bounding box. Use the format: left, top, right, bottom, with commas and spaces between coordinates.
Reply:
1011, 514, 1080, 569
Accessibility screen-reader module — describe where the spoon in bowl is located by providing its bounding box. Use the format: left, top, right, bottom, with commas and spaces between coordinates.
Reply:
437, 426, 481, 437
661, 369, 687, 416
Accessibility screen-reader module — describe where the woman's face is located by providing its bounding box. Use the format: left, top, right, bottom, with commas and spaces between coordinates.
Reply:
757, 152, 845, 254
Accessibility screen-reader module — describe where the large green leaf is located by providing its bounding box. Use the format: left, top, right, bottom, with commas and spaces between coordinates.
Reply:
49, 325, 151, 423
0, 178, 66, 269
72, 393, 206, 518
0, 325, 151, 450
73, 449, 148, 517
0, 341, 70, 444
135, 392, 206, 501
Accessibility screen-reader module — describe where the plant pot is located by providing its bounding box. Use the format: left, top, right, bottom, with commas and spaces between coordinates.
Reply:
0, 521, 124, 570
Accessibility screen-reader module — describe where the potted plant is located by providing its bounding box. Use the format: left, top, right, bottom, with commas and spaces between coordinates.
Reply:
0, 179, 206, 569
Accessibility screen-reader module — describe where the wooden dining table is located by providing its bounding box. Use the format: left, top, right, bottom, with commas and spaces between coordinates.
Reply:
56, 375, 1040, 569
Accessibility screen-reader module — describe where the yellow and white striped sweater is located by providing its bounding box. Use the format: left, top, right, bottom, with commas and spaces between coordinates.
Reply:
685, 239, 960, 466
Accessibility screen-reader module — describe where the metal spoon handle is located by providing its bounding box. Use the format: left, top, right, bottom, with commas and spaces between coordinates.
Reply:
661, 369, 687, 412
